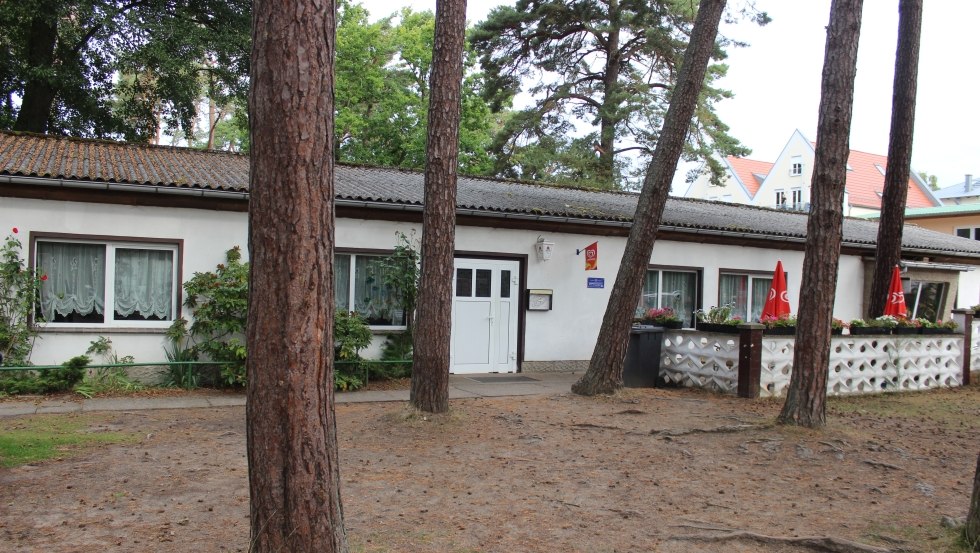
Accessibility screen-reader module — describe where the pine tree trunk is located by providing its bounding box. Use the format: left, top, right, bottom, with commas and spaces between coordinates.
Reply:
246, 1, 348, 551
411, 0, 468, 414
778, 0, 863, 428
597, 0, 621, 188
868, 0, 921, 318
966, 451, 980, 550
12, 12, 58, 133
572, 0, 727, 396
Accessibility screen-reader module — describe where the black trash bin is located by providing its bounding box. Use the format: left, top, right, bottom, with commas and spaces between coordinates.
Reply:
623, 325, 664, 388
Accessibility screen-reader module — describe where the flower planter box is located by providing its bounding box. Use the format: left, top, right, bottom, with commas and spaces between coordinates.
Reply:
696, 322, 740, 334
893, 326, 921, 335
920, 327, 957, 335
831, 328, 844, 335
763, 326, 796, 335
848, 327, 892, 336
656, 320, 684, 330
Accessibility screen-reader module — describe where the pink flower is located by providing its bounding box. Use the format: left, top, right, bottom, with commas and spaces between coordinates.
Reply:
12, 227, 18, 234
40, 274, 48, 281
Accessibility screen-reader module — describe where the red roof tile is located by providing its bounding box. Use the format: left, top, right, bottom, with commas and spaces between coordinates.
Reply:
843, 149, 934, 209
725, 156, 772, 196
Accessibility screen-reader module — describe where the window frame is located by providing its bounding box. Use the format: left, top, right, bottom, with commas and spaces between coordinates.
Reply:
775, 189, 787, 207
717, 269, 780, 323
30, 232, 183, 330
334, 248, 407, 330
639, 265, 702, 327
791, 188, 803, 209
954, 226, 980, 240
790, 156, 804, 176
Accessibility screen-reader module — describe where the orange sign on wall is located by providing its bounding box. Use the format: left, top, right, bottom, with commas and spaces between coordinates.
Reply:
584, 242, 598, 271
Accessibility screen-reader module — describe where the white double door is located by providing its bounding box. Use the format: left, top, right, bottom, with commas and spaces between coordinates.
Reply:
451, 258, 520, 374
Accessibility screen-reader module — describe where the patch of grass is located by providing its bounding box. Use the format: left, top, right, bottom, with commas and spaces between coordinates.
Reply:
863, 521, 970, 552
0, 414, 137, 468
828, 386, 980, 426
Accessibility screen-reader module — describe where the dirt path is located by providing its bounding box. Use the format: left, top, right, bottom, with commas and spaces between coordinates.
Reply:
2, 384, 977, 552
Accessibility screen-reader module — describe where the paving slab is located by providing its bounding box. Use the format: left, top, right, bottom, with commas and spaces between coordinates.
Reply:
0, 372, 582, 416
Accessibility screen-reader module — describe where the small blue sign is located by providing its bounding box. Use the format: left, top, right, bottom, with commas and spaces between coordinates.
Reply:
587, 277, 605, 289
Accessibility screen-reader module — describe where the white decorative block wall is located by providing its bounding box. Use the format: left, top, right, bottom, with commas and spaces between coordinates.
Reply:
660, 330, 739, 393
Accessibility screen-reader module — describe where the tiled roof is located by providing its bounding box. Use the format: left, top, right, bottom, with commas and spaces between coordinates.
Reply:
3, 131, 980, 259
900, 204, 980, 219
0, 132, 248, 191
843, 149, 935, 210
725, 156, 772, 196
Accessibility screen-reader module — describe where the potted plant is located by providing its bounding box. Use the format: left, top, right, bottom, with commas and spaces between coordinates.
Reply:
893, 316, 922, 335
760, 313, 796, 335
640, 307, 684, 329
695, 304, 742, 334
917, 318, 943, 334
938, 319, 960, 334
831, 318, 849, 335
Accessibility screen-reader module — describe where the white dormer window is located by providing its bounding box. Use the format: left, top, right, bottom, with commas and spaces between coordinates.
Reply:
790, 156, 804, 176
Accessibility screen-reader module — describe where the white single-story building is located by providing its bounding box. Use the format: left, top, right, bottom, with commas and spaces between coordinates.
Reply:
2, 132, 980, 375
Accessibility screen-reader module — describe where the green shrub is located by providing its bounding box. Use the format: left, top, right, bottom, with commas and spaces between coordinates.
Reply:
0, 227, 44, 367
179, 247, 249, 387
0, 355, 88, 395
73, 339, 143, 398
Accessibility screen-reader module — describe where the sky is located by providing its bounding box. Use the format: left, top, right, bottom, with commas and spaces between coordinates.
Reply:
355, 0, 979, 188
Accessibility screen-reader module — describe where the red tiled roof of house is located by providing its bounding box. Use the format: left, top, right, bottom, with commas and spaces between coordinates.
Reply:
725, 156, 772, 196
843, 149, 934, 209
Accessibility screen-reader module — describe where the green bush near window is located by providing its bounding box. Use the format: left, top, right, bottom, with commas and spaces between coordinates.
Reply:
176, 247, 249, 387
0, 228, 45, 367
0, 355, 88, 396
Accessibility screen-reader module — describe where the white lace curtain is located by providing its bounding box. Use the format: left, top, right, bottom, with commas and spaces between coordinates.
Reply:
113, 248, 173, 319
38, 243, 107, 321
38, 243, 173, 322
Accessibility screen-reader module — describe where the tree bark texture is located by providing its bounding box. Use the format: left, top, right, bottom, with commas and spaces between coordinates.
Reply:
597, 0, 622, 186
246, 1, 347, 551
967, 451, 980, 550
868, 0, 922, 318
411, 0, 468, 414
778, 0, 863, 428
572, 0, 728, 396
12, 10, 59, 133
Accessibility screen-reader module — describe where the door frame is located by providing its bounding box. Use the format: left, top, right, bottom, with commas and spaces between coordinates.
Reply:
454, 251, 527, 372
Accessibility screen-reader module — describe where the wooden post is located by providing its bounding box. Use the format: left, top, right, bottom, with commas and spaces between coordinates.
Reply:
952, 308, 973, 386
738, 323, 764, 398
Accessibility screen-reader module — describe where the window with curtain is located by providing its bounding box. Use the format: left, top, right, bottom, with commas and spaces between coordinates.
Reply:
335, 253, 405, 327
719, 273, 772, 322
639, 269, 698, 326
37, 240, 177, 325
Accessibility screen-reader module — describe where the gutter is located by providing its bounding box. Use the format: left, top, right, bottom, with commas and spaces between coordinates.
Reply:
0, 174, 249, 200
6, 174, 980, 262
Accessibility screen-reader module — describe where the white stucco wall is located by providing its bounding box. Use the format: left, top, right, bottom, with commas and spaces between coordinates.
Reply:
3, 196, 247, 367
1, 196, 958, 370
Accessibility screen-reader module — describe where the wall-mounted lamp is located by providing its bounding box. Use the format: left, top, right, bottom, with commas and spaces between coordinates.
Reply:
534, 236, 554, 262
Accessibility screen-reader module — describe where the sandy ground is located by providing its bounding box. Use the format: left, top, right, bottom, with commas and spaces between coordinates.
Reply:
1, 383, 978, 552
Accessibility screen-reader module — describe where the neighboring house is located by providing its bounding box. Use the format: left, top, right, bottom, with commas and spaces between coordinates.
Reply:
683, 129, 941, 217
933, 174, 980, 205
899, 204, 980, 241
2, 132, 979, 376
680, 156, 771, 205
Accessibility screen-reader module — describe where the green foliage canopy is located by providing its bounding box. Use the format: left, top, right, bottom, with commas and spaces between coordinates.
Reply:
0, 0, 250, 141
471, 0, 767, 189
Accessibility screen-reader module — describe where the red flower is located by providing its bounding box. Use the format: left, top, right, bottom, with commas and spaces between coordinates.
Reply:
40, 274, 48, 281
12, 227, 18, 234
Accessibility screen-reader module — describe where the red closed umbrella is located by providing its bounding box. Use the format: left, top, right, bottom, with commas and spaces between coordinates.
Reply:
760, 260, 791, 320
883, 265, 908, 317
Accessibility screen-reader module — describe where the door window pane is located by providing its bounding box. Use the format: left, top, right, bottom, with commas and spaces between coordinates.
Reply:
719, 274, 748, 320
455, 268, 472, 297
661, 271, 697, 325
475, 269, 492, 298
500, 270, 511, 298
